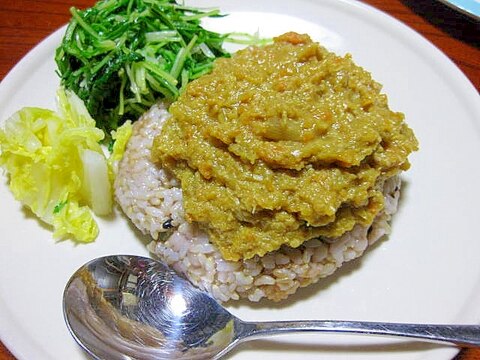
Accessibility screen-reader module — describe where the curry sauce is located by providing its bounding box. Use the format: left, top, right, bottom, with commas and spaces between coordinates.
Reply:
152, 32, 418, 261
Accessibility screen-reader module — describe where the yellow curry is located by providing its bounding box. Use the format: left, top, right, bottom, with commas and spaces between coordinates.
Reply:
152, 32, 418, 261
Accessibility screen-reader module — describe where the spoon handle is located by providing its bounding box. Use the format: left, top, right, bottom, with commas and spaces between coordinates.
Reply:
241, 320, 480, 347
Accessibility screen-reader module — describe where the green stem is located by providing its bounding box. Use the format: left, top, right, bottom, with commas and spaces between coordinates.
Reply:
70, 7, 102, 41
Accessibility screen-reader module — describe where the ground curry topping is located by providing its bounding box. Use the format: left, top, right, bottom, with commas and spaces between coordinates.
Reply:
152, 32, 418, 261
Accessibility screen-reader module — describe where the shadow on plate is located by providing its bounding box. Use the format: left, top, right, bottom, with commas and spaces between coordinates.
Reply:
401, 0, 479, 47
115, 204, 156, 247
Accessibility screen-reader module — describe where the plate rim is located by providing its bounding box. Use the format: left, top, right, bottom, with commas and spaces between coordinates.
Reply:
0, 0, 479, 359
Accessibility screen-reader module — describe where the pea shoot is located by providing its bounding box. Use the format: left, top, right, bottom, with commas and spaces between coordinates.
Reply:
55, 0, 230, 133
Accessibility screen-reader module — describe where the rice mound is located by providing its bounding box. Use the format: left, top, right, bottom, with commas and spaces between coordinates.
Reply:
115, 101, 402, 302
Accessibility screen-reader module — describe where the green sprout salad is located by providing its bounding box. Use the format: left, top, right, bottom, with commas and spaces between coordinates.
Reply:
55, 0, 231, 133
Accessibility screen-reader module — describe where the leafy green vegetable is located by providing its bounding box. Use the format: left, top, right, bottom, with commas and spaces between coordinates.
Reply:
0, 88, 113, 243
107, 119, 132, 180
55, 0, 231, 134
53, 200, 69, 214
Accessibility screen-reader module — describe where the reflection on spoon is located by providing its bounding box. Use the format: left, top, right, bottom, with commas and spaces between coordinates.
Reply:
63, 255, 480, 360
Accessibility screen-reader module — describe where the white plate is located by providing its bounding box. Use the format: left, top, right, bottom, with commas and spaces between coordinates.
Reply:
1, 0, 479, 359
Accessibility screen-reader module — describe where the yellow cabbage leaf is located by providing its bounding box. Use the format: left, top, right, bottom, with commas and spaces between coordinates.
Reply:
0, 88, 112, 243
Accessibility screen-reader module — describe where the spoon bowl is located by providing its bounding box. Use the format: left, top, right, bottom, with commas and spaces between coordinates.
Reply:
63, 255, 480, 360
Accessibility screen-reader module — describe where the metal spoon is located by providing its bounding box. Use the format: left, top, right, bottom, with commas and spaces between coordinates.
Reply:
63, 255, 480, 360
